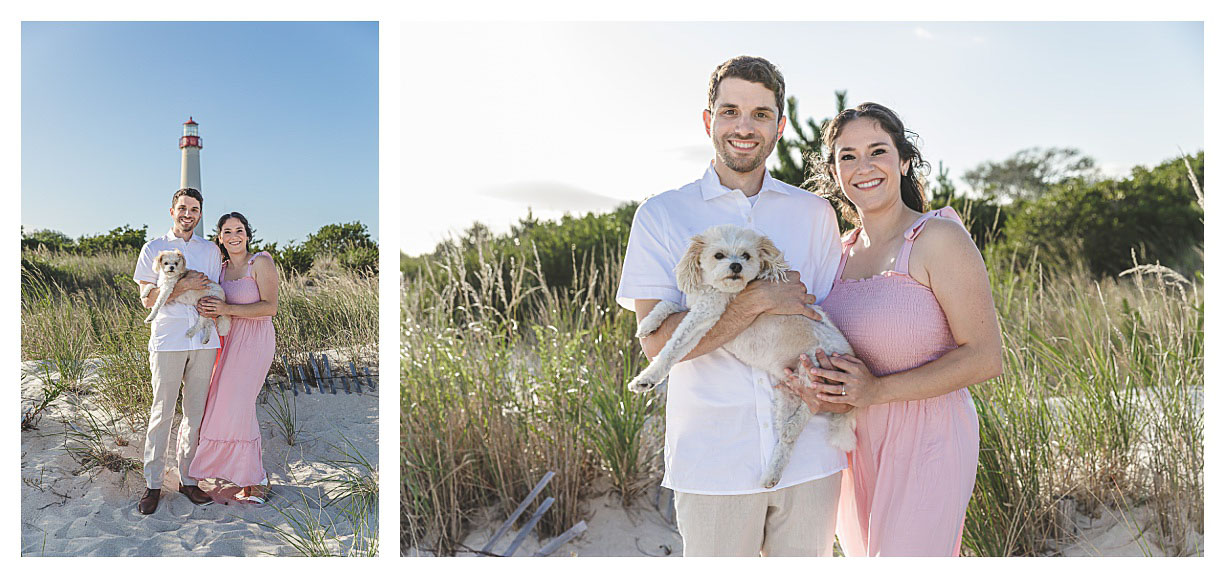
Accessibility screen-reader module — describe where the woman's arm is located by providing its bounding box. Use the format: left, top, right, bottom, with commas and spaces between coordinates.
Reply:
802, 219, 1003, 407
199, 255, 280, 318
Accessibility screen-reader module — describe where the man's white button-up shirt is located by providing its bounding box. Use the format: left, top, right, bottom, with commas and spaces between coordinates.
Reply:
617, 165, 844, 495
133, 230, 223, 352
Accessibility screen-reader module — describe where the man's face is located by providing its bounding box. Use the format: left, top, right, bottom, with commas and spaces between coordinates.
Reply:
170, 196, 201, 236
703, 77, 786, 175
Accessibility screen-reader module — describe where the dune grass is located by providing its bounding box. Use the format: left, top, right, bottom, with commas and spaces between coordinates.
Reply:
20, 248, 378, 427
401, 236, 1203, 556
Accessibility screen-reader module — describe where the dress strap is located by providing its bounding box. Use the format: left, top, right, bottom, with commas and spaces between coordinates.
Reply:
245, 251, 271, 278
834, 228, 862, 282
895, 206, 963, 276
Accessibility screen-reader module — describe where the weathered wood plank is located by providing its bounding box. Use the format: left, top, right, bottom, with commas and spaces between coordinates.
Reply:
481, 471, 554, 553
502, 497, 554, 557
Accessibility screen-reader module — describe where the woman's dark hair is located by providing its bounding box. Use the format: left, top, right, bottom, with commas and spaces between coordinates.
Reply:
804, 102, 929, 226
213, 212, 255, 262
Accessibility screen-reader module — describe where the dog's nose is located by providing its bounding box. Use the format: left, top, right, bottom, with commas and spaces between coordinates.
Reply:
730, 262, 742, 273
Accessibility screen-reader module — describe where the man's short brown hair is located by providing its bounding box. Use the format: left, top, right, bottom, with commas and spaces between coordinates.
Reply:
708, 56, 786, 117
171, 187, 203, 208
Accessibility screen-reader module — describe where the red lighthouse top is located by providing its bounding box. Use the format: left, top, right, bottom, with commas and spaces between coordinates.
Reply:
180, 117, 202, 149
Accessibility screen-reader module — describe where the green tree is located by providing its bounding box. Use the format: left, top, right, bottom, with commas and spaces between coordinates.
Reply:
772, 91, 848, 188
1002, 152, 1203, 276
963, 147, 1099, 202
21, 228, 76, 252
76, 225, 148, 255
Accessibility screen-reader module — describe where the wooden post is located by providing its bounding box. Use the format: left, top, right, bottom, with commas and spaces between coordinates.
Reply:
308, 353, 323, 393
363, 366, 375, 391
349, 361, 362, 394
534, 520, 587, 557
321, 354, 340, 394
298, 366, 312, 394
481, 471, 554, 553
503, 497, 554, 556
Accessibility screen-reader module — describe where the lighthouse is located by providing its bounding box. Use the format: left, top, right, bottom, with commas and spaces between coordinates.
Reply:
179, 117, 203, 235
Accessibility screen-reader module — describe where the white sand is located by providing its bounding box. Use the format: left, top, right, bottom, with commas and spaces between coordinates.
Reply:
451, 479, 682, 557
440, 474, 1201, 557
20, 359, 378, 557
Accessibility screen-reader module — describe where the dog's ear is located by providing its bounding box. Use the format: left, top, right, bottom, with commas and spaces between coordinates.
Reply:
756, 235, 790, 282
675, 235, 707, 294
153, 252, 165, 273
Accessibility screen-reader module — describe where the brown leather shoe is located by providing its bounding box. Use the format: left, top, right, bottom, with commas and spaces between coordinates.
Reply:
138, 488, 161, 515
178, 485, 214, 505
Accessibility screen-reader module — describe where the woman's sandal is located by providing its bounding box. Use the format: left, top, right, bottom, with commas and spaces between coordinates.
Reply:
239, 476, 270, 505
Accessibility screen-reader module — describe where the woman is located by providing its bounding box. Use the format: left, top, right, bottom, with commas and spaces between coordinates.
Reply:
188, 212, 279, 504
782, 103, 1002, 556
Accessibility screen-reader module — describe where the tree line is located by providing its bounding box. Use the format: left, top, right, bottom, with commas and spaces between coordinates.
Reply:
22, 221, 379, 277
402, 94, 1203, 287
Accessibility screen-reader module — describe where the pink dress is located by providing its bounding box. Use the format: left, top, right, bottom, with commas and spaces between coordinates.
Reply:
819, 208, 980, 556
188, 252, 275, 487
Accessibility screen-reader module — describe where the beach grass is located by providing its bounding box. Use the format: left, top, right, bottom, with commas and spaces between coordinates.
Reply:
20, 248, 378, 426
401, 234, 1203, 556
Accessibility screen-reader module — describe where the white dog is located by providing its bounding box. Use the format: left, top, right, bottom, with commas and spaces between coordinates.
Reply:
628, 224, 856, 488
142, 249, 231, 344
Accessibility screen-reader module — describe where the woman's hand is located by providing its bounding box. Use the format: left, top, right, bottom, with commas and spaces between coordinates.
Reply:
799, 350, 881, 408
197, 296, 229, 318
777, 351, 855, 414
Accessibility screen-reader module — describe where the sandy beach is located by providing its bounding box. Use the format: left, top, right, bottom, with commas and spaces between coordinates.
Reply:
20, 359, 378, 557
435, 476, 1201, 557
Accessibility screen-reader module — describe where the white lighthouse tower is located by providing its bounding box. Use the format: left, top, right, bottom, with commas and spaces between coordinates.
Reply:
179, 117, 203, 235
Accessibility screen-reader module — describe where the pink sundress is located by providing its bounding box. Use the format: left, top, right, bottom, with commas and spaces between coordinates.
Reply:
188, 252, 275, 487
820, 208, 980, 556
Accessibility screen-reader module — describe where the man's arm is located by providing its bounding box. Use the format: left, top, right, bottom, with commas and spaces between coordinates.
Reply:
137, 272, 210, 309
635, 271, 821, 361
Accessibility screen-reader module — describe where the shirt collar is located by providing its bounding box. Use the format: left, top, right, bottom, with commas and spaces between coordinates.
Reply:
699, 163, 792, 201
163, 229, 203, 244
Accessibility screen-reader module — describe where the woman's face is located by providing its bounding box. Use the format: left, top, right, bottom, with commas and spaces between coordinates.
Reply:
219, 217, 249, 254
833, 117, 911, 215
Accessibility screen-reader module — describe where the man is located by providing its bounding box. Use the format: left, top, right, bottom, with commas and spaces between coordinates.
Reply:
131, 187, 222, 514
616, 56, 848, 556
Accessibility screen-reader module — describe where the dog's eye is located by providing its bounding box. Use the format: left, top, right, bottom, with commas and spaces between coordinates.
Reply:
713, 252, 725, 260
742, 252, 751, 260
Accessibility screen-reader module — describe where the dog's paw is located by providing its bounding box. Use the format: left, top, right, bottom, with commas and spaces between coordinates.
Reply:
143, 313, 155, 324
627, 374, 661, 393
760, 473, 782, 489
827, 420, 857, 453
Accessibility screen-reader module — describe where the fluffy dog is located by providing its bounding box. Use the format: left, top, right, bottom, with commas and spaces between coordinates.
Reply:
142, 249, 231, 344
628, 224, 855, 488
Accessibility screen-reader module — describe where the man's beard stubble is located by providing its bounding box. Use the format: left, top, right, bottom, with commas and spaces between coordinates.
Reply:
714, 137, 776, 174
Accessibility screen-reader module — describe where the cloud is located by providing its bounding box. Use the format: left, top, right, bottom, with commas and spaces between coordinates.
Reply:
476, 181, 623, 213
971, 35, 987, 44
914, 27, 934, 40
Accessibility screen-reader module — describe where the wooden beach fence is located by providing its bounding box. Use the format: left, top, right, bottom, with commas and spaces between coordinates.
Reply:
268, 353, 377, 395
477, 471, 588, 557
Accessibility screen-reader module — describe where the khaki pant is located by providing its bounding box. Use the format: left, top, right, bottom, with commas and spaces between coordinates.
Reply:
674, 473, 841, 556
143, 349, 214, 489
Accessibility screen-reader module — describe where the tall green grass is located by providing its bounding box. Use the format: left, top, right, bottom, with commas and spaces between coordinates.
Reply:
20, 248, 378, 426
401, 243, 655, 554
402, 236, 1202, 556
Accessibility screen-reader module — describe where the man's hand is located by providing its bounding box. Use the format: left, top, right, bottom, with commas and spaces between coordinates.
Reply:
169, 270, 210, 300
738, 270, 822, 322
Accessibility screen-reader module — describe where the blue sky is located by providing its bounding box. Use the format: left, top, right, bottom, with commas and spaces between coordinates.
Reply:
402, 21, 1204, 255
22, 21, 378, 245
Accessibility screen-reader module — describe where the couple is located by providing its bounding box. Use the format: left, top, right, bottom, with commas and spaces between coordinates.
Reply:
617, 56, 1003, 556
132, 188, 279, 515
